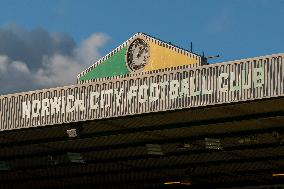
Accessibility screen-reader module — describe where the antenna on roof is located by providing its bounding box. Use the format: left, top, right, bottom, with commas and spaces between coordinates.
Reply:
207, 54, 220, 59
190, 42, 193, 53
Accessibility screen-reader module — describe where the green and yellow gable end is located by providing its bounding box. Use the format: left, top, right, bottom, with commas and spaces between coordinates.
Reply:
77, 33, 203, 83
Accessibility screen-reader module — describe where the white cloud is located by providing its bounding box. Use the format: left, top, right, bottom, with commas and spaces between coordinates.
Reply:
75, 33, 109, 66
0, 55, 9, 74
34, 33, 109, 88
10, 61, 30, 74
0, 55, 33, 93
0, 26, 109, 95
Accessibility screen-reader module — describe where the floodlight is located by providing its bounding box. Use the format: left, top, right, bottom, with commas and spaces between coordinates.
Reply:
146, 144, 164, 155
67, 152, 85, 163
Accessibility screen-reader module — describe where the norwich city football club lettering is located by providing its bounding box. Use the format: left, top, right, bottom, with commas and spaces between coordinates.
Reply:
22, 66, 264, 119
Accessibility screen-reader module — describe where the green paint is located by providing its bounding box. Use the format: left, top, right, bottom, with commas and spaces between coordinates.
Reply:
79, 47, 129, 81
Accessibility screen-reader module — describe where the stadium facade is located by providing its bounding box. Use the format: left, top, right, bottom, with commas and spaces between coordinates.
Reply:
0, 33, 284, 189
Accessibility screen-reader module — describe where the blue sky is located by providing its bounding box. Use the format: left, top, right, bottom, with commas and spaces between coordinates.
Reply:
0, 0, 283, 94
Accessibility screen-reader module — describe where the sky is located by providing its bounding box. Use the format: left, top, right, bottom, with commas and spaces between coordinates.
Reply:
0, 0, 284, 94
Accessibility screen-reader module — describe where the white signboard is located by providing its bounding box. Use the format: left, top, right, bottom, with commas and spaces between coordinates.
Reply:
0, 54, 283, 131
21, 67, 264, 119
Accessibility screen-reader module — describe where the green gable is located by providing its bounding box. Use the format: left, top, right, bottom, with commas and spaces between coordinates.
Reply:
79, 47, 129, 81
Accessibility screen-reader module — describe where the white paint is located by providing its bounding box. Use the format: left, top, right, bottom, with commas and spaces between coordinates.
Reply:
41, 98, 50, 116
100, 89, 112, 108
190, 77, 201, 96
114, 88, 124, 107
242, 69, 251, 89
218, 73, 229, 92
253, 67, 264, 87
159, 81, 169, 100
22, 101, 31, 119
127, 86, 138, 104
202, 76, 213, 94
180, 78, 189, 97
138, 84, 148, 103
50, 97, 61, 115
32, 100, 41, 117
149, 83, 160, 102
90, 92, 99, 109
230, 72, 241, 91
21, 66, 264, 119
169, 80, 179, 100
66, 95, 75, 113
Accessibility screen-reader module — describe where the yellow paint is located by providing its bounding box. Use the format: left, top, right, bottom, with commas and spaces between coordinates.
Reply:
272, 173, 284, 176
163, 181, 191, 185
144, 41, 199, 71
164, 181, 181, 185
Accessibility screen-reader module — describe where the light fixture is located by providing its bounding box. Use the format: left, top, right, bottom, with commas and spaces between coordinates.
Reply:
238, 135, 258, 144
272, 173, 284, 177
0, 161, 10, 171
163, 179, 192, 185
66, 124, 83, 138
146, 144, 164, 155
67, 152, 85, 163
177, 143, 191, 150
164, 181, 181, 185
205, 138, 222, 150
66, 128, 79, 138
